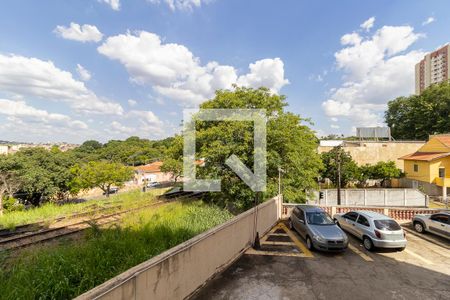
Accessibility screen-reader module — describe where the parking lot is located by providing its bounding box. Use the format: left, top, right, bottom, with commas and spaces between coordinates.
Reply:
192, 221, 450, 300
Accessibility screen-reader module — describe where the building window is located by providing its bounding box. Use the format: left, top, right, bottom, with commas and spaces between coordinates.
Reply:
414, 164, 419, 172
439, 168, 445, 178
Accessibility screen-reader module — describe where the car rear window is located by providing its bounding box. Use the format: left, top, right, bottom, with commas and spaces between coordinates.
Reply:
374, 220, 401, 231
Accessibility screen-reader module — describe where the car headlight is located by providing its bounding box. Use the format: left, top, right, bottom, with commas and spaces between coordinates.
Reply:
313, 235, 325, 243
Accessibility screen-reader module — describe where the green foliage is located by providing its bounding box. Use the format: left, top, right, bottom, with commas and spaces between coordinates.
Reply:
385, 81, 450, 140
359, 161, 403, 181
0, 201, 232, 299
165, 87, 322, 209
0, 189, 163, 230
321, 148, 403, 186
161, 158, 182, 182
3, 148, 76, 205
71, 161, 134, 196
320, 146, 360, 187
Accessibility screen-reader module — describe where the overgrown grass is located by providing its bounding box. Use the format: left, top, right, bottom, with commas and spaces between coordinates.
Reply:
0, 201, 233, 299
0, 189, 166, 230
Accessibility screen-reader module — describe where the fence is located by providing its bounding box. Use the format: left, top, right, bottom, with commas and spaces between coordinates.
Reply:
281, 203, 447, 221
76, 197, 281, 300
316, 188, 427, 207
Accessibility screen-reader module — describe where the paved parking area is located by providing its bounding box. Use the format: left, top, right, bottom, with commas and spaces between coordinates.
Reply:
192, 221, 450, 300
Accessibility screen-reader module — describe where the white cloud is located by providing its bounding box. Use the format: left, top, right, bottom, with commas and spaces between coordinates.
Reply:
110, 121, 134, 135
99, 0, 120, 11
340, 33, 362, 46
360, 17, 375, 31
237, 58, 289, 92
128, 99, 137, 107
128, 110, 162, 126
0, 99, 88, 129
422, 17, 435, 26
322, 24, 425, 129
0, 54, 123, 115
76, 64, 91, 81
330, 124, 340, 129
54, 23, 103, 43
330, 117, 338, 122
98, 31, 289, 106
148, 0, 210, 11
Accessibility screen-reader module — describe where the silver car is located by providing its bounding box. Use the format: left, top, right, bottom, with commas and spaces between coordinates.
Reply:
412, 212, 450, 240
289, 205, 348, 251
334, 210, 407, 251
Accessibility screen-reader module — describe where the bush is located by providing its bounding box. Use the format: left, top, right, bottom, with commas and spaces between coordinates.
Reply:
2, 196, 24, 212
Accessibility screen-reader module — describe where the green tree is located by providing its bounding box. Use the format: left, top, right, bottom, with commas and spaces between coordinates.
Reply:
166, 87, 322, 210
71, 161, 134, 197
161, 158, 182, 183
360, 161, 403, 183
0, 156, 22, 215
320, 146, 360, 187
13, 148, 76, 205
385, 81, 450, 140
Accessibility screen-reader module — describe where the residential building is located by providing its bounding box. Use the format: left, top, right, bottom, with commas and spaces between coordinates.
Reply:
415, 44, 450, 94
318, 140, 425, 171
399, 134, 450, 197
0, 145, 9, 155
134, 161, 173, 184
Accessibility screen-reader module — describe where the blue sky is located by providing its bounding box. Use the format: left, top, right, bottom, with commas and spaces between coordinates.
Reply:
0, 0, 449, 143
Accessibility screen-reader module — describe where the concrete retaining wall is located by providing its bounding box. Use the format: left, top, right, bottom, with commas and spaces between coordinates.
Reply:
317, 188, 427, 207
76, 197, 281, 300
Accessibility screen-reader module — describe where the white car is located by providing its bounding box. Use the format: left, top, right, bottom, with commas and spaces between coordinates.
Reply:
412, 212, 450, 240
334, 210, 407, 251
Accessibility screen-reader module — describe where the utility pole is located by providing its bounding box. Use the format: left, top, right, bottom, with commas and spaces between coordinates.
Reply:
336, 148, 342, 206
278, 167, 285, 196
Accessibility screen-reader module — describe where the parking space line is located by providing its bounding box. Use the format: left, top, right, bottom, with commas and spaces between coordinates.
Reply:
404, 249, 434, 265
245, 248, 309, 258
348, 244, 374, 262
260, 241, 296, 246
278, 223, 314, 258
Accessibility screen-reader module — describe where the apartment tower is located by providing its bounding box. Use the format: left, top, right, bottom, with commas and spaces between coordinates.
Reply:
415, 44, 450, 94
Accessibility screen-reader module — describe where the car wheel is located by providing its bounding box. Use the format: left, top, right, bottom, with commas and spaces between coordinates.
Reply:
363, 236, 374, 251
396, 247, 405, 252
414, 222, 424, 233
306, 236, 314, 251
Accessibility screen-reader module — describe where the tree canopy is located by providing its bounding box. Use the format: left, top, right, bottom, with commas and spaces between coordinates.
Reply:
320, 146, 360, 187
165, 87, 323, 210
385, 81, 450, 140
71, 161, 134, 197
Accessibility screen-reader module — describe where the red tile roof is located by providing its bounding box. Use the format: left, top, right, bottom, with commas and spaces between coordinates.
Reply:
135, 161, 163, 173
399, 152, 450, 161
434, 135, 450, 147
135, 159, 204, 173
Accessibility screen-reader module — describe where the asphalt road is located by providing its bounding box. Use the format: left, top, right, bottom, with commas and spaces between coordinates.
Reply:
192, 222, 450, 300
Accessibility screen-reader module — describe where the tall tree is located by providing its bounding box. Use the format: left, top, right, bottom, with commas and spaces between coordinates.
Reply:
320, 146, 360, 187
165, 87, 322, 210
385, 81, 450, 140
71, 161, 134, 197
0, 156, 22, 215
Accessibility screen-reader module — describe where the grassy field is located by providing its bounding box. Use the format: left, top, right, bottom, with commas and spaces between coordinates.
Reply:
0, 189, 167, 230
0, 200, 233, 299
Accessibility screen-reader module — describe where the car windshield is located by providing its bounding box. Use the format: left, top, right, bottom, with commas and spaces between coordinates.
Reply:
374, 219, 401, 231
306, 212, 334, 225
